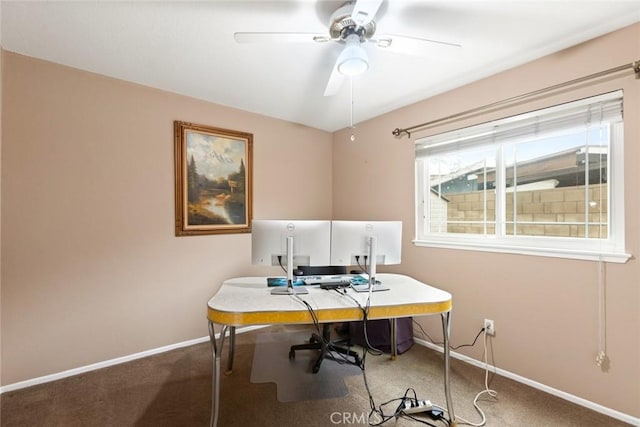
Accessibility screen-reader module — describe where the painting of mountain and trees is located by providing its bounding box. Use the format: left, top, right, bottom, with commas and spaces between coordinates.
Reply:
174, 121, 253, 236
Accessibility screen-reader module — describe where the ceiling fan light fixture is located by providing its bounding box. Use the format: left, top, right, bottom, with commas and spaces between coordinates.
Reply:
337, 44, 369, 76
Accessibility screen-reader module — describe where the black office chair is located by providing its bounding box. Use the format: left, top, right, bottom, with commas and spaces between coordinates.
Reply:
288, 265, 361, 373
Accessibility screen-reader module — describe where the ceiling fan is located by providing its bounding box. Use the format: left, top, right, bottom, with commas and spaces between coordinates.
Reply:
234, 0, 461, 96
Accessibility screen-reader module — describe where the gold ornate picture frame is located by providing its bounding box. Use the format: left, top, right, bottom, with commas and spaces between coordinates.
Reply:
174, 121, 253, 236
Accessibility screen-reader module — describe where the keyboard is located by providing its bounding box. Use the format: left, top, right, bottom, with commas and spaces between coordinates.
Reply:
301, 275, 352, 286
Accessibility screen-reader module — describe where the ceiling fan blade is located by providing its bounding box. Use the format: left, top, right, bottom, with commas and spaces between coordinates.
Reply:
234, 32, 331, 44
324, 59, 345, 97
372, 33, 461, 57
350, 0, 384, 27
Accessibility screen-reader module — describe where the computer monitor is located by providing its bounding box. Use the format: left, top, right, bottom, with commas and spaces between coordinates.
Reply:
330, 220, 402, 286
251, 220, 331, 295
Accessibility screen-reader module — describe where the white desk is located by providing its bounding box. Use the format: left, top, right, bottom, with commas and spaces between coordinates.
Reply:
207, 273, 456, 426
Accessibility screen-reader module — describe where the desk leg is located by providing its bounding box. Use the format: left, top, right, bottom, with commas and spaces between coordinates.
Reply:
441, 311, 456, 426
209, 321, 228, 427
226, 326, 236, 375
390, 318, 397, 360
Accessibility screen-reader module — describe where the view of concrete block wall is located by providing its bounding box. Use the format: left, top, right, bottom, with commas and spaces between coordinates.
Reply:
445, 184, 608, 238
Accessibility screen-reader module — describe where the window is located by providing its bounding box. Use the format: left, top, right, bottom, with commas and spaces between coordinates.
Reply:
415, 91, 630, 263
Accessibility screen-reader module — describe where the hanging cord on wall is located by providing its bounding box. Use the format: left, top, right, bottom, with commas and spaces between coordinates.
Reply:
592, 100, 609, 370
392, 60, 640, 139
596, 258, 609, 369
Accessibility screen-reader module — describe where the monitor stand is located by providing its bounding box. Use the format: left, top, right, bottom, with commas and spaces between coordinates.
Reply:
351, 282, 389, 293
270, 284, 309, 295
351, 236, 389, 293
271, 236, 309, 295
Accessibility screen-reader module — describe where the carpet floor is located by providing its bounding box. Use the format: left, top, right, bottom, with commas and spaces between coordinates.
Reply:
250, 330, 361, 402
0, 324, 632, 427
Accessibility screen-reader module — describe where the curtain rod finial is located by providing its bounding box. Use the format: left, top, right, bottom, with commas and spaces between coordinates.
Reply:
392, 128, 411, 138
633, 61, 640, 79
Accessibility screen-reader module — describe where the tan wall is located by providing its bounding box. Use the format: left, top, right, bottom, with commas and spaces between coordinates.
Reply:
333, 23, 639, 417
0, 52, 333, 385
0, 9, 4, 388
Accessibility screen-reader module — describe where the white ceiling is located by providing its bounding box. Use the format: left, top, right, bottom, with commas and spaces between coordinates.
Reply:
2, 1, 640, 132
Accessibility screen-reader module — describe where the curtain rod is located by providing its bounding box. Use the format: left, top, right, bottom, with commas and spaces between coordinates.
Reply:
392, 60, 640, 139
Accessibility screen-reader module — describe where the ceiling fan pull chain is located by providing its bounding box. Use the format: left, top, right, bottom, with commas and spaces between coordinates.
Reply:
350, 77, 353, 128
350, 77, 356, 142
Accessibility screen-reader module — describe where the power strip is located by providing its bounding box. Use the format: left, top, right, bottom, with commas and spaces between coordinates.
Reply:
401, 399, 432, 415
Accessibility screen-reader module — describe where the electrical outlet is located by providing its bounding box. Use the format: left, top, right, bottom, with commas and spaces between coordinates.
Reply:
484, 319, 495, 336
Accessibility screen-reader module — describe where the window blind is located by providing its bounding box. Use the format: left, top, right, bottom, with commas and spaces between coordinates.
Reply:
415, 90, 623, 157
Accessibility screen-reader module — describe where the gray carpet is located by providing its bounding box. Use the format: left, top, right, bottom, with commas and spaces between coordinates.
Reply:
250, 330, 361, 402
1, 325, 634, 426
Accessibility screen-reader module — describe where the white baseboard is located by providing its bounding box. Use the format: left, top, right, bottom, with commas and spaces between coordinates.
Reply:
413, 337, 640, 427
0, 325, 267, 394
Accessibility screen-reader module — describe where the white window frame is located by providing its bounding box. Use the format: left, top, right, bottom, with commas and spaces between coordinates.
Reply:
414, 91, 630, 263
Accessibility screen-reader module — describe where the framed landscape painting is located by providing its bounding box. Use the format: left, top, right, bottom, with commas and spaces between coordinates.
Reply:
174, 121, 253, 236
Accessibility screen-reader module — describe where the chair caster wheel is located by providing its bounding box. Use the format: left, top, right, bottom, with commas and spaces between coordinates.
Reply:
289, 350, 295, 360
